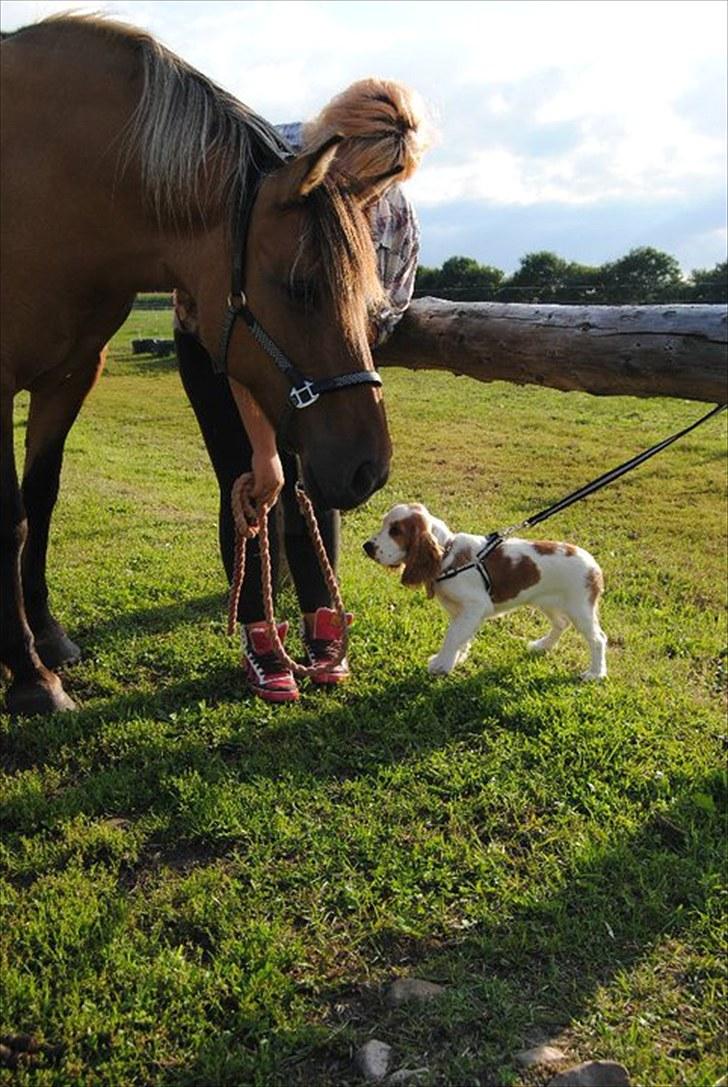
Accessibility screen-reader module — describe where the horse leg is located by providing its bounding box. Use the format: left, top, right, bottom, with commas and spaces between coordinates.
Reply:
22, 353, 106, 671
0, 386, 74, 715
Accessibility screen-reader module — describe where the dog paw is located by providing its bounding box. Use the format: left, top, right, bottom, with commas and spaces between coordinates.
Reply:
580, 669, 607, 682
428, 655, 453, 676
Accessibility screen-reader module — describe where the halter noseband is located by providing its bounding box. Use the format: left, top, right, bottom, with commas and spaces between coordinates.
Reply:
212, 174, 383, 415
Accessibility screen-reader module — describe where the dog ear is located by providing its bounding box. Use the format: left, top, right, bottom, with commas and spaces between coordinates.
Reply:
401, 512, 442, 591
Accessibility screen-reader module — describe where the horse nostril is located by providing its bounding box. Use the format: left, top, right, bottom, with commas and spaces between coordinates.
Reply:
363, 540, 376, 558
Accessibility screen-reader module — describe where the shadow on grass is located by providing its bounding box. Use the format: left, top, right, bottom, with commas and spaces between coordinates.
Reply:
159, 773, 725, 1087
72, 591, 226, 642
1, 653, 570, 783
1, 643, 724, 1085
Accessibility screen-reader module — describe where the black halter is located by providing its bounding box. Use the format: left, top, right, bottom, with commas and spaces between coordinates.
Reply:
212, 174, 383, 414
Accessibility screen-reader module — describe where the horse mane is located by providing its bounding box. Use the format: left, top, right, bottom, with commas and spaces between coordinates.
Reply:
11, 14, 384, 334
21, 13, 291, 228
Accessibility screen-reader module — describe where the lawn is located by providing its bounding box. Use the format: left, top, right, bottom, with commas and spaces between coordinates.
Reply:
1, 303, 726, 1086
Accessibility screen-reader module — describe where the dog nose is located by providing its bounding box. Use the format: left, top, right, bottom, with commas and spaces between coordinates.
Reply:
363, 540, 376, 558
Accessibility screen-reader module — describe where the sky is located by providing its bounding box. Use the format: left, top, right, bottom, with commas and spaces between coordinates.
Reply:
2, 0, 726, 275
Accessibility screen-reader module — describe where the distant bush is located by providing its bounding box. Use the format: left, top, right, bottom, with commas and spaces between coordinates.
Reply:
416, 249, 728, 304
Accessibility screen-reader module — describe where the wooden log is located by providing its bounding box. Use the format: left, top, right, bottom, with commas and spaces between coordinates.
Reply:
375, 300, 728, 403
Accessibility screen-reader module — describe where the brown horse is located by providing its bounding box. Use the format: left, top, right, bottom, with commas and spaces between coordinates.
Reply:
0, 15, 392, 716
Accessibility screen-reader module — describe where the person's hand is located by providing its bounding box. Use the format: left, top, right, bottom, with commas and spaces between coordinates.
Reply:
250, 448, 284, 510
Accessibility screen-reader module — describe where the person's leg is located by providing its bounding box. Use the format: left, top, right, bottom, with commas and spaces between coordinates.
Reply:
280, 466, 350, 683
280, 463, 341, 612
175, 331, 297, 700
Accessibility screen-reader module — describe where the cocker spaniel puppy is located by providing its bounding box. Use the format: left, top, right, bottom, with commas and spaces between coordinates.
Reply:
364, 503, 607, 680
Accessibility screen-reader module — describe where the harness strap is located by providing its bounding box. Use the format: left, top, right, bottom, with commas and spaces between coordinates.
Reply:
216, 298, 382, 401
212, 174, 384, 405
435, 532, 502, 593
213, 173, 260, 375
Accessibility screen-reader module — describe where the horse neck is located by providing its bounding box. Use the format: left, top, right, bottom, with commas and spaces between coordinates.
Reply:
4, 21, 235, 293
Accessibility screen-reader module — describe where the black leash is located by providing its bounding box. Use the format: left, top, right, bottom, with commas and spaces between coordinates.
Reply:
504, 402, 726, 536
436, 402, 726, 590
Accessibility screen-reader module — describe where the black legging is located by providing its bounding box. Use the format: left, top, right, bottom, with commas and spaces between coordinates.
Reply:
175, 330, 340, 622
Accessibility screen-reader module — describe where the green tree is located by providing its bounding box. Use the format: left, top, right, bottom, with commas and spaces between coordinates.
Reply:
560, 261, 604, 303
687, 261, 728, 303
415, 256, 504, 298
500, 251, 570, 302
415, 264, 440, 290
600, 246, 683, 303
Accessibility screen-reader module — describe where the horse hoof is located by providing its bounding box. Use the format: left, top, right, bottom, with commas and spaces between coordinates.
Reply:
34, 632, 82, 670
6, 676, 76, 716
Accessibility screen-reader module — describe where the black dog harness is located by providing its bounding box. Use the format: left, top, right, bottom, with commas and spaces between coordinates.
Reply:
435, 532, 502, 595
212, 171, 383, 415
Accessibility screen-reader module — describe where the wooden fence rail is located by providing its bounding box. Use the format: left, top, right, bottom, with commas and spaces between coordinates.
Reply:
375, 299, 728, 404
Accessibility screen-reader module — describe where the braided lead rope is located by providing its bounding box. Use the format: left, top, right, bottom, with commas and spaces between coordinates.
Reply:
228, 475, 349, 677
227, 473, 261, 637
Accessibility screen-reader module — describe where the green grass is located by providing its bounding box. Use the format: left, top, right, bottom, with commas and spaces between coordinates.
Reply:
1, 305, 726, 1086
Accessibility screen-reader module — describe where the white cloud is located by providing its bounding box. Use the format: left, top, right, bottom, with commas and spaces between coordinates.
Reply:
1, 0, 725, 266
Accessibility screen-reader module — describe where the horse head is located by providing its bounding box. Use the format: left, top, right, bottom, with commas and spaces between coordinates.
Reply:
198, 140, 393, 511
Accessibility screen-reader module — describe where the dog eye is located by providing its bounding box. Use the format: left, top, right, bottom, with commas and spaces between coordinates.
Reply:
388, 522, 401, 538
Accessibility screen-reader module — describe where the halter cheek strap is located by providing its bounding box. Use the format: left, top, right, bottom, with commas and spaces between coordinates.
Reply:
215, 289, 382, 408
212, 175, 383, 412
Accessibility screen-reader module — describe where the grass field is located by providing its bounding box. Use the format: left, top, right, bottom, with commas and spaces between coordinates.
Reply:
1, 305, 726, 1086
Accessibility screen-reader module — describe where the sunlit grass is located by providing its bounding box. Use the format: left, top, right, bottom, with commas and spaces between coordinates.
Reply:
1, 305, 726, 1085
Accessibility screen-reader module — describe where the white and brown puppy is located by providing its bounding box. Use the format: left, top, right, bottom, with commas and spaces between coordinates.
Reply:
364, 503, 607, 680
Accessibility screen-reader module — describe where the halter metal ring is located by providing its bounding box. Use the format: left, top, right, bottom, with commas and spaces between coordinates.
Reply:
227, 290, 247, 311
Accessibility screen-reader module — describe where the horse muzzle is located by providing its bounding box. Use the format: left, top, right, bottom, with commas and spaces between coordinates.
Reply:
301, 449, 390, 511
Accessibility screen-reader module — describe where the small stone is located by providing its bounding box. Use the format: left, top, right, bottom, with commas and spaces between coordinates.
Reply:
548, 1060, 631, 1087
387, 1069, 430, 1084
387, 978, 446, 1007
356, 1039, 393, 1081
516, 1044, 566, 1068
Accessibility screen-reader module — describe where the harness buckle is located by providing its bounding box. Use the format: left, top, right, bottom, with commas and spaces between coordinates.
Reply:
289, 381, 320, 409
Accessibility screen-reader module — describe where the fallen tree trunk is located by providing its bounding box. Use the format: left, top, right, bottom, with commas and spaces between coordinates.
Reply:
375, 300, 728, 403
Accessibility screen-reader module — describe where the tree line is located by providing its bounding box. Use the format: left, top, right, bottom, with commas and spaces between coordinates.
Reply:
415, 247, 728, 304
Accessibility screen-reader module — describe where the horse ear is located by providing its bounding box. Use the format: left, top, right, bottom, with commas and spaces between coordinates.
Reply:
280, 134, 345, 202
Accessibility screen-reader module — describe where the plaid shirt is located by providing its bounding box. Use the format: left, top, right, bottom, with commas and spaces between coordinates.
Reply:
174, 123, 419, 344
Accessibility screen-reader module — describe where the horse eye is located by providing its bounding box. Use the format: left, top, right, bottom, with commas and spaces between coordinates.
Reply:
286, 279, 318, 308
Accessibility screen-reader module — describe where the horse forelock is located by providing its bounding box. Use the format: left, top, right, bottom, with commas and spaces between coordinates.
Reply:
298, 180, 385, 342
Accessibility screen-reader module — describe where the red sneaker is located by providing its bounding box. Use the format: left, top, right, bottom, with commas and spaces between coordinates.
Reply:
302, 608, 353, 685
242, 621, 300, 703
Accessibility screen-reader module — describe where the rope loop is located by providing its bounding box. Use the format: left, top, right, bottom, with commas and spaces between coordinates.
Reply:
227, 474, 349, 678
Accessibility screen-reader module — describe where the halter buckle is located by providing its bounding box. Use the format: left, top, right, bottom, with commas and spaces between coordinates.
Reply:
289, 381, 319, 409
